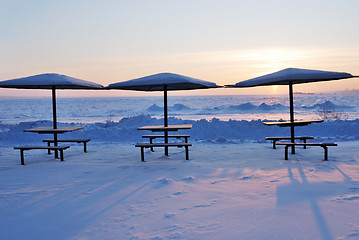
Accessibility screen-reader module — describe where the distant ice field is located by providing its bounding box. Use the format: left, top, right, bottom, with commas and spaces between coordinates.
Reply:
0, 93, 358, 124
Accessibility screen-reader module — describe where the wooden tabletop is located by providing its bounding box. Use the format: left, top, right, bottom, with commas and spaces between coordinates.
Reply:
24, 126, 84, 134
263, 120, 324, 127
137, 124, 193, 131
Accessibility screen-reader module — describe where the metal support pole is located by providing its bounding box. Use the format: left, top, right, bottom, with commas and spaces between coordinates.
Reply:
52, 87, 59, 158
164, 85, 169, 156
289, 83, 295, 154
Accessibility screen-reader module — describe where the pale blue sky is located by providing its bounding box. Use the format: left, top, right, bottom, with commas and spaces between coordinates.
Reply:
1, 0, 358, 97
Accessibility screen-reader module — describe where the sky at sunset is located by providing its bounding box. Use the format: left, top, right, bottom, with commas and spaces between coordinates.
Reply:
1, 0, 358, 97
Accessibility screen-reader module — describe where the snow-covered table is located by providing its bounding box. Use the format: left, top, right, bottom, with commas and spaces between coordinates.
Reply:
24, 126, 84, 134
137, 124, 192, 132
263, 120, 323, 127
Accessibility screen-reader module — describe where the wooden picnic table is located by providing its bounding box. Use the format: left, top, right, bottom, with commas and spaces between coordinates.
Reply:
24, 126, 84, 134
137, 124, 193, 132
263, 120, 324, 127
263, 120, 324, 154
137, 124, 193, 157
23, 126, 85, 159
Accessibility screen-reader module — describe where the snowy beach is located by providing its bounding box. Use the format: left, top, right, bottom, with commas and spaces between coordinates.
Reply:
1, 141, 359, 240
1, 94, 359, 240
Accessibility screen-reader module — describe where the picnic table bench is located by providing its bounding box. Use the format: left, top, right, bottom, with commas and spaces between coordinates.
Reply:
14, 146, 70, 165
43, 138, 90, 153
265, 136, 314, 149
135, 143, 192, 162
276, 142, 337, 161
142, 134, 190, 151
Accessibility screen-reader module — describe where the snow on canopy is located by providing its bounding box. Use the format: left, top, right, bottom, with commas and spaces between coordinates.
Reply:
107, 72, 220, 91
229, 68, 356, 87
0, 73, 104, 89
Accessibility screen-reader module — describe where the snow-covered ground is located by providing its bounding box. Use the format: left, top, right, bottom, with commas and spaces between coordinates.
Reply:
1, 140, 359, 240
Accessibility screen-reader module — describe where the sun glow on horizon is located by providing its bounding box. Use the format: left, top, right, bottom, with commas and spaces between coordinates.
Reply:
233, 48, 308, 74
271, 85, 279, 94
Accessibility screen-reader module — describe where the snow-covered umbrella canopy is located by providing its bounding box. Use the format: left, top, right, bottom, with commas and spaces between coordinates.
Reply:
229, 68, 355, 87
227, 68, 357, 154
0, 73, 103, 89
107, 72, 219, 91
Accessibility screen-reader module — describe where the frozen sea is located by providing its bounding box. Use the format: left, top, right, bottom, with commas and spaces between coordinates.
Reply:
1, 93, 358, 124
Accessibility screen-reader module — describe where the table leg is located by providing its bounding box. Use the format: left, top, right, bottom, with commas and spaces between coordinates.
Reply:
47, 142, 51, 155
285, 145, 289, 160
60, 150, 64, 161
20, 149, 25, 165
54, 133, 59, 159
164, 131, 169, 156
150, 137, 154, 152
185, 146, 189, 160
322, 146, 328, 161
141, 147, 145, 162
